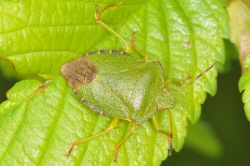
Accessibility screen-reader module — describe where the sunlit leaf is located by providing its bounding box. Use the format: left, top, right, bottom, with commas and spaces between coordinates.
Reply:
0, 0, 228, 165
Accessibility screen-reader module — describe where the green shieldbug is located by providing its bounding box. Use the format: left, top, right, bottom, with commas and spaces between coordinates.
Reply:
61, 5, 215, 162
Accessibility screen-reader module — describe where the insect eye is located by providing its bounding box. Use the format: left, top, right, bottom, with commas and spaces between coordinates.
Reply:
156, 91, 176, 110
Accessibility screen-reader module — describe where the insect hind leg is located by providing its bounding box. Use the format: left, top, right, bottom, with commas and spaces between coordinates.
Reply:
66, 118, 119, 157
114, 122, 136, 162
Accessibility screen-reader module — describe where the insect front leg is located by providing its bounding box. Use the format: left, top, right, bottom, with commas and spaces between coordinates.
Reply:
66, 118, 119, 157
164, 76, 191, 91
165, 76, 191, 87
151, 113, 173, 156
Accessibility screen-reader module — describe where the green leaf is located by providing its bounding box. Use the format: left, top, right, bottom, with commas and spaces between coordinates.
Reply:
0, 58, 21, 79
239, 68, 250, 121
185, 120, 223, 159
0, 0, 228, 165
228, 0, 250, 121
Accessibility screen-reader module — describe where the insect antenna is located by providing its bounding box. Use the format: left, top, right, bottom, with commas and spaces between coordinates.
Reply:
173, 63, 215, 96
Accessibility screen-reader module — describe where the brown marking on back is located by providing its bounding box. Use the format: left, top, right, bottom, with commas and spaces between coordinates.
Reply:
61, 56, 98, 88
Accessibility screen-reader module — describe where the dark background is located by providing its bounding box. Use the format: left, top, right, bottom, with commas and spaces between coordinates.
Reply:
1, 61, 250, 166
163, 61, 250, 166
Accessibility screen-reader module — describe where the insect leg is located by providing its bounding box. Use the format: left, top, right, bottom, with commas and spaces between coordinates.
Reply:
131, 32, 149, 60
152, 114, 173, 156
165, 76, 191, 87
66, 118, 119, 157
174, 63, 215, 95
94, 5, 130, 53
113, 122, 136, 162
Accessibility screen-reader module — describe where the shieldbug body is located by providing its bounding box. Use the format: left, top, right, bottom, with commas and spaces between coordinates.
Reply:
61, 5, 215, 162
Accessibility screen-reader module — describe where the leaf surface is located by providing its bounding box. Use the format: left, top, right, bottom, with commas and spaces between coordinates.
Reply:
228, 0, 250, 121
0, 0, 228, 165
